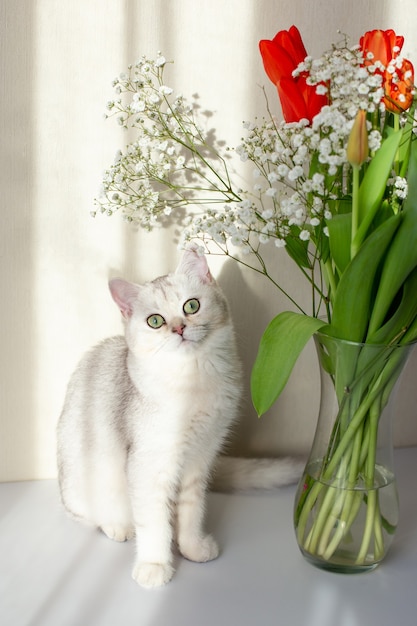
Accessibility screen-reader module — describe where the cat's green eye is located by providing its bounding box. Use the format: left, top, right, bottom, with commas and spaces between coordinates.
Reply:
183, 298, 200, 315
147, 314, 166, 329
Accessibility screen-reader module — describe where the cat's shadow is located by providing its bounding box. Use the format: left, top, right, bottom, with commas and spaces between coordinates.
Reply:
216, 259, 275, 457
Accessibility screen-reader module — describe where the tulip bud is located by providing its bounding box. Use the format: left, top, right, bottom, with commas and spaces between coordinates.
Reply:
347, 110, 369, 167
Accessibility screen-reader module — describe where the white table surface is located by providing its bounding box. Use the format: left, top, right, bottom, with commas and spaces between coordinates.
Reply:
1, 447, 416, 626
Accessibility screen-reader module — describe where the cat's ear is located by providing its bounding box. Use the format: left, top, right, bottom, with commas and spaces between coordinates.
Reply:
109, 279, 140, 319
176, 246, 214, 284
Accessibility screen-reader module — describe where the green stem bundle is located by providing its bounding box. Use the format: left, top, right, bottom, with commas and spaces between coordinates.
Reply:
294, 336, 411, 566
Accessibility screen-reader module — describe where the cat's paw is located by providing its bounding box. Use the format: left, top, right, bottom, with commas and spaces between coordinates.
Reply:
132, 561, 174, 588
179, 534, 219, 563
100, 524, 135, 542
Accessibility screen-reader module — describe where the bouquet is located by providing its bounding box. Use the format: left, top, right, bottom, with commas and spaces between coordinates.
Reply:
95, 26, 417, 566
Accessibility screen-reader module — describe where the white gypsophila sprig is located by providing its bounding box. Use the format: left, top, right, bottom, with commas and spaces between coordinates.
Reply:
95, 44, 413, 309
196, 42, 389, 258
300, 43, 385, 116
94, 54, 241, 227
95, 47, 385, 251
231, 116, 337, 250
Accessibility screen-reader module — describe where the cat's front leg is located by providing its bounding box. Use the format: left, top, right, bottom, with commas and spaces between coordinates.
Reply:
132, 560, 174, 589
176, 472, 219, 563
128, 460, 177, 588
131, 510, 176, 588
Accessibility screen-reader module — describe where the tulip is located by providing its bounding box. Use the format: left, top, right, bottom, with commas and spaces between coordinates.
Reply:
360, 29, 415, 113
259, 26, 328, 123
347, 110, 369, 168
347, 110, 369, 259
383, 57, 414, 113
360, 29, 404, 68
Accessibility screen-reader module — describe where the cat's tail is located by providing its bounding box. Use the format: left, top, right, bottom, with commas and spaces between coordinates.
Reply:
211, 455, 305, 492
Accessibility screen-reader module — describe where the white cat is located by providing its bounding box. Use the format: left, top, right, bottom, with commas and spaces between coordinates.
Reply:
57, 248, 302, 588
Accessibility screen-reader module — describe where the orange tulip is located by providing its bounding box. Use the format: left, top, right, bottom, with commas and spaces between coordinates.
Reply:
259, 26, 328, 123
383, 57, 414, 113
360, 29, 404, 68
360, 29, 415, 113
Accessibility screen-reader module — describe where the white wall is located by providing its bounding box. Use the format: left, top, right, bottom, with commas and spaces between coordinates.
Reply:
1, 0, 416, 481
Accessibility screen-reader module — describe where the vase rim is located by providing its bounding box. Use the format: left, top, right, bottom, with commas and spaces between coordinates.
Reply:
314, 329, 417, 349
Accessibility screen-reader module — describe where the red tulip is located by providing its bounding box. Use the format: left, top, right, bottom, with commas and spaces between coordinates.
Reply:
259, 26, 328, 123
360, 29, 415, 113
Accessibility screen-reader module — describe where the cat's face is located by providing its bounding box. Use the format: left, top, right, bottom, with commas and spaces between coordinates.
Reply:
109, 249, 230, 356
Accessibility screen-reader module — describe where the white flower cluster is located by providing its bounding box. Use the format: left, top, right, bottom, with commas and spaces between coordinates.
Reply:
300, 44, 385, 116
96, 44, 410, 266
229, 119, 332, 249
94, 54, 239, 229
185, 42, 404, 256
212, 47, 386, 254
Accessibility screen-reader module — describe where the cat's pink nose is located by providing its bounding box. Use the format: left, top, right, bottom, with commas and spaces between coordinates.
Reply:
172, 324, 185, 335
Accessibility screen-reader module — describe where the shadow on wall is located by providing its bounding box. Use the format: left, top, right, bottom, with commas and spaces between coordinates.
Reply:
217, 257, 284, 458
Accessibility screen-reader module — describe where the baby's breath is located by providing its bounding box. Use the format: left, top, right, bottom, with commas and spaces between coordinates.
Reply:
96, 55, 240, 230
95, 41, 412, 298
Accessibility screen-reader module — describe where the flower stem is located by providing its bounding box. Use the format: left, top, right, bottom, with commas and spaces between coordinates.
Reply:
355, 395, 380, 563
323, 258, 337, 307
295, 341, 410, 563
350, 165, 360, 259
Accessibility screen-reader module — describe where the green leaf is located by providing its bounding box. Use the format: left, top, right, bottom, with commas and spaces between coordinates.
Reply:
327, 212, 352, 275
404, 133, 417, 202
367, 265, 417, 344
251, 311, 326, 416
285, 235, 311, 269
352, 130, 402, 249
331, 213, 401, 342
367, 139, 417, 336
368, 200, 417, 336
312, 225, 330, 264
398, 108, 415, 178
401, 314, 417, 344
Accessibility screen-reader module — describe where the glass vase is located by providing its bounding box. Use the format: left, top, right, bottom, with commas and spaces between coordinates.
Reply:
293, 331, 415, 573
